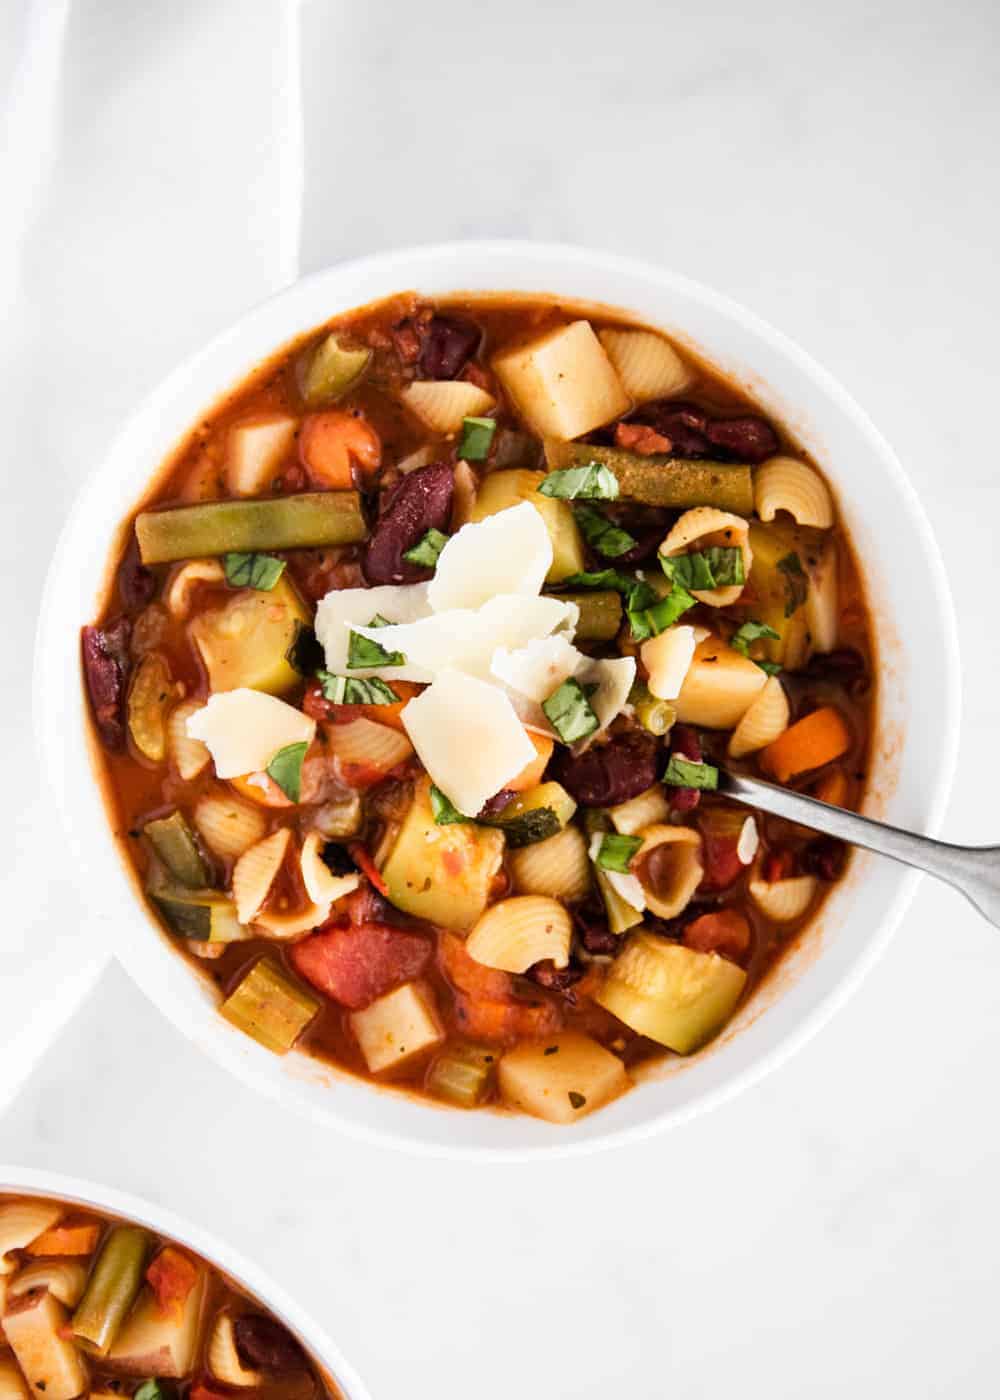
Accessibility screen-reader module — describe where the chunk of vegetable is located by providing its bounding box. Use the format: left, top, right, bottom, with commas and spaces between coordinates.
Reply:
426, 1043, 497, 1108
71, 1225, 150, 1356
25, 1220, 100, 1258
4, 1290, 89, 1400
0, 1355, 30, 1400
760, 705, 851, 783
498, 1032, 629, 1123
299, 332, 371, 406
189, 577, 311, 696
143, 811, 209, 888
220, 959, 320, 1054
468, 469, 585, 582
150, 885, 246, 943
145, 1247, 199, 1318
226, 414, 297, 496
106, 1266, 207, 1377
545, 441, 754, 514
349, 981, 444, 1074
489, 782, 577, 848
554, 589, 622, 641
0, 1201, 62, 1273
745, 520, 813, 669
492, 321, 629, 441
136, 492, 367, 564
127, 654, 175, 762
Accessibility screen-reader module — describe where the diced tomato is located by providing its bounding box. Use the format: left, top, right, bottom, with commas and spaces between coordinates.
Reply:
27, 1220, 100, 1257
697, 807, 746, 892
291, 922, 431, 1010
190, 1383, 231, 1400
303, 678, 422, 733
347, 842, 388, 896
453, 993, 563, 1044
146, 1247, 199, 1317
615, 422, 672, 455
684, 909, 752, 964
763, 848, 797, 883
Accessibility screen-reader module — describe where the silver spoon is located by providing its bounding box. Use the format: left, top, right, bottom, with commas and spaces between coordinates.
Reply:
718, 770, 1000, 927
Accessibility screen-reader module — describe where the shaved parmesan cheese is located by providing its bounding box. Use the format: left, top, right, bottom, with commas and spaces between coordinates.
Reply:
493, 638, 635, 739
737, 817, 759, 865
401, 670, 536, 816
588, 832, 646, 912
428, 504, 552, 612
576, 655, 636, 738
187, 689, 315, 778
641, 625, 698, 701
316, 583, 433, 681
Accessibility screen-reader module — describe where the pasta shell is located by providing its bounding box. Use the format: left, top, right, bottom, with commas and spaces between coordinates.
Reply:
609, 785, 671, 836
401, 381, 495, 435
748, 874, 818, 922
232, 828, 291, 925
675, 634, 768, 729
634, 825, 703, 920
255, 901, 331, 938
327, 718, 414, 776
466, 896, 573, 973
0, 1357, 29, 1400
754, 456, 834, 530
300, 830, 361, 905
509, 825, 592, 902
165, 559, 225, 618
597, 328, 692, 403
207, 1312, 261, 1387
805, 534, 839, 653
0, 1202, 62, 1274
660, 508, 752, 606
194, 790, 267, 861
641, 625, 698, 700
8, 1261, 87, 1308
168, 699, 211, 781
728, 676, 790, 759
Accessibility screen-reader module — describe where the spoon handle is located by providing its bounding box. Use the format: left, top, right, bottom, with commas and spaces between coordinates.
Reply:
719, 770, 1000, 927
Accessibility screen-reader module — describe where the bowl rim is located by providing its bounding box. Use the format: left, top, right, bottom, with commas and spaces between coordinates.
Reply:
34, 239, 961, 1159
0, 1164, 372, 1399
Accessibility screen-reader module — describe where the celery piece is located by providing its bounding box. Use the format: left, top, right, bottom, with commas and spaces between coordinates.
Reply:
71, 1226, 150, 1356
300, 332, 371, 406
150, 884, 243, 942
427, 1043, 497, 1108
545, 441, 754, 514
143, 811, 209, 888
220, 958, 319, 1054
135, 492, 367, 565
554, 589, 622, 641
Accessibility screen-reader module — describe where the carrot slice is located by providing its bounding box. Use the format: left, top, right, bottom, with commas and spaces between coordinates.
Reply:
146, 1246, 199, 1317
813, 767, 850, 807
506, 732, 554, 793
298, 410, 380, 489
761, 706, 850, 784
26, 1221, 100, 1257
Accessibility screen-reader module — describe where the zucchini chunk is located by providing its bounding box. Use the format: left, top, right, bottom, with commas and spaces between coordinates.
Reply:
219, 959, 319, 1054
150, 885, 245, 943
489, 782, 577, 849
143, 811, 210, 888
189, 576, 310, 695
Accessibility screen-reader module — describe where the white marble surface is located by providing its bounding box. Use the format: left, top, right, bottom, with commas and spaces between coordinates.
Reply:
4, 0, 1000, 1396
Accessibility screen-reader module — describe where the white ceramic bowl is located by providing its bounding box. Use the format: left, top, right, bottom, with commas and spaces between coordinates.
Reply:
35, 241, 960, 1158
0, 1165, 370, 1399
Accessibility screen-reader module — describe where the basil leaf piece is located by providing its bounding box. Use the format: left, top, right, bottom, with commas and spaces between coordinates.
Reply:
538, 462, 619, 501
347, 628, 406, 669
266, 741, 308, 802
402, 527, 450, 570
285, 622, 325, 676
429, 785, 469, 825
574, 505, 637, 559
595, 832, 643, 873
730, 619, 781, 655
755, 659, 783, 676
661, 546, 745, 591
542, 677, 600, 744
560, 569, 659, 612
317, 671, 400, 706
778, 552, 808, 617
662, 754, 719, 791
458, 415, 496, 461
135, 1382, 171, 1400
223, 552, 286, 591
627, 586, 696, 641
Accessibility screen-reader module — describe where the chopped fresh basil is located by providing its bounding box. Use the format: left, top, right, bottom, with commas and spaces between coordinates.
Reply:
429, 785, 469, 825
402, 527, 450, 570
778, 552, 808, 617
755, 659, 783, 676
266, 741, 308, 802
730, 619, 780, 655
568, 1091, 587, 1110
317, 671, 400, 706
542, 677, 600, 744
347, 628, 406, 669
458, 415, 496, 461
661, 546, 745, 591
135, 1382, 171, 1400
223, 551, 286, 591
538, 462, 619, 501
628, 586, 696, 641
285, 622, 325, 676
595, 832, 643, 873
662, 754, 719, 791
560, 569, 659, 612
574, 505, 637, 559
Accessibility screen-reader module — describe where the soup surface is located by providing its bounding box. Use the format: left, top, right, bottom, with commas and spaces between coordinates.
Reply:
0, 1193, 340, 1400
83, 293, 873, 1125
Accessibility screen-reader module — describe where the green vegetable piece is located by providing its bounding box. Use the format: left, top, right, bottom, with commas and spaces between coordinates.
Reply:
150, 885, 243, 942
627, 587, 695, 640
458, 416, 497, 461
301, 331, 372, 406
220, 958, 319, 1054
542, 677, 599, 744
545, 441, 754, 514
573, 505, 637, 559
596, 833, 643, 873
629, 681, 676, 737
222, 551, 286, 591
135, 1382, 171, 1400
583, 811, 643, 933
554, 589, 622, 642
143, 811, 209, 888
402, 527, 449, 569
135, 492, 367, 564
538, 462, 619, 501
72, 1226, 150, 1356
663, 755, 719, 790
661, 546, 744, 591
730, 619, 783, 675
317, 671, 400, 706
490, 782, 577, 849
346, 626, 406, 668
285, 621, 325, 676
266, 741, 308, 802
560, 568, 659, 612
427, 1043, 497, 1107
429, 785, 469, 824
777, 551, 808, 617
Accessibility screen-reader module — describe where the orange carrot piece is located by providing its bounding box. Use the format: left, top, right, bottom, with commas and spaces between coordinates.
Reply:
146, 1246, 199, 1317
506, 732, 554, 793
229, 772, 294, 808
813, 767, 850, 807
26, 1221, 101, 1257
761, 706, 850, 784
298, 411, 380, 490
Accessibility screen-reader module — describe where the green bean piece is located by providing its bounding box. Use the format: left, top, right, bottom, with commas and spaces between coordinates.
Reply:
545, 441, 754, 515
629, 682, 677, 737
556, 589, 622, 641
135, 492, 367, 564
71, 1225, 151, 1355
143, 811, 209, 888
300, 332, 371, 406
220, 959, 320, 1054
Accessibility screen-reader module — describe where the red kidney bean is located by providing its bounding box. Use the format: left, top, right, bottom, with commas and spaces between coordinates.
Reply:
118, 542, 156, 610
802, 648, 868, 692
477, 789, 516, 820
551, 730, 659, 807
362, 462, 454, 585
527, 959, 585, 997
233, 1316, 307, 1373
81, 618, 131, 751
704, 415, 780, 463
802, 836, 847, 881
418, 316, 481, 380
572, 901, 619, 956
633, 401, 711, 457
667, 724, 702, 812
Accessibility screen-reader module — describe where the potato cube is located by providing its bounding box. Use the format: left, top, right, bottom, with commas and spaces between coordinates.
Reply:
350, 982, 444, 1074
498, 1032, 629, 1124
107, 1269, 206, 1376
226, 414, 297, 496
492, 321, 630, 441
2, 1289, 88, 1400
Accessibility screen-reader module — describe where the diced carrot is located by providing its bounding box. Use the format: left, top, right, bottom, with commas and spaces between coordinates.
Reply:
454, 993, 562, 1044
146, 1246, 199, 1317
26, 1221, 100, 1257
813, 767, 850, 807
761, 706, 851, 784
298, 411, 380, 489
684, 909, 751, 964
506, 732, 554, 793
